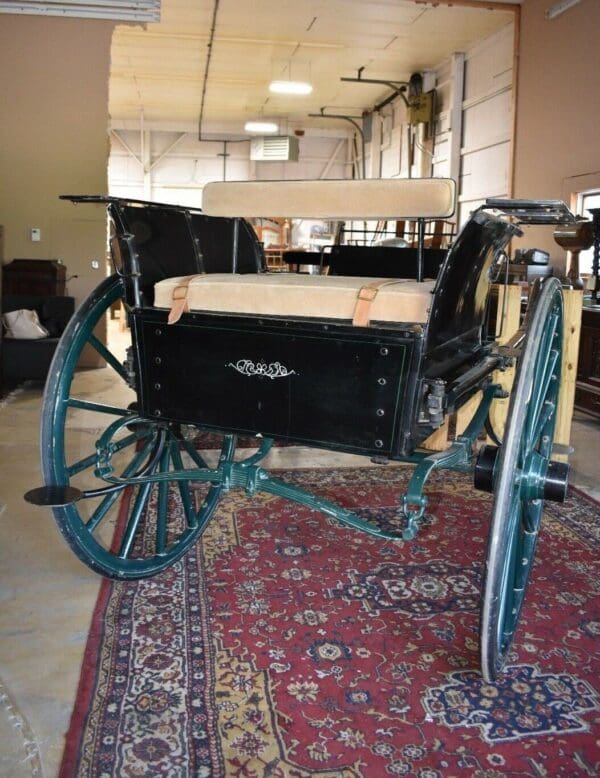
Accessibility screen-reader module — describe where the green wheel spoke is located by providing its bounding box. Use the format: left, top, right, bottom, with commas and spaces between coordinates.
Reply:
88, 333, 130, 382
155, 449, 171, 555
528, 399, 556, 455
170, 440, 198, 529
181, 436, 210, 469
526, 347, 559, 450
66, 397, 134, 417
220, 434, 237, 463
515, 524, 538, 591
117, 480, 154, 558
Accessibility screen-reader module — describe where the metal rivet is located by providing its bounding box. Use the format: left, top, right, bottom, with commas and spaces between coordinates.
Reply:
154, 357, 162, 365
155, 328, 162, 336
378, 377, 387, 386
154, 383, 161, 391
154, 409, 162, 417
380, 347, 389, 356
374, 439, 383, 448
376, 408, 385, 417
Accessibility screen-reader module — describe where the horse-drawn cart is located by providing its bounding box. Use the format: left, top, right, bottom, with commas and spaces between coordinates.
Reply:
26, 178, 580, 681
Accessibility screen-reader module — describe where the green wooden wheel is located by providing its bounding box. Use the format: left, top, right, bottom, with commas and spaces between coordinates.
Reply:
480, 277, 564, 681
41, 275, 231, 579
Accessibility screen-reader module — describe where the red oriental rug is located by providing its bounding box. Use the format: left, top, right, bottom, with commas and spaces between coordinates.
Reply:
60, 468, 600, 777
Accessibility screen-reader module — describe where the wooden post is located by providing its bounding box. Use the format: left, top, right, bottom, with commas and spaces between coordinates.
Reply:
420, 420, 449, 452
486, 283, 522, 441
553, 289, 583, 462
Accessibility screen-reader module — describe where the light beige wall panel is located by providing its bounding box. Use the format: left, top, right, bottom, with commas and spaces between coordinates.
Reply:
462, 90, 513, 152
460, 141, 511, 200
513, 0, 600, 266
0, 16, 115, 319
463, 23, 514, 101
458, 23, 514, 222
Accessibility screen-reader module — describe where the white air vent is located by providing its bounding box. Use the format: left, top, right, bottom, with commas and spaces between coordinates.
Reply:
250, 136, 299, 162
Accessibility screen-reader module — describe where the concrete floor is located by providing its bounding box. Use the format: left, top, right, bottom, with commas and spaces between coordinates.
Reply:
0, 336, 598, 777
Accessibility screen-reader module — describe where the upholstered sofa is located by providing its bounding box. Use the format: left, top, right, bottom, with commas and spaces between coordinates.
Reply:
2, 294, 75, 385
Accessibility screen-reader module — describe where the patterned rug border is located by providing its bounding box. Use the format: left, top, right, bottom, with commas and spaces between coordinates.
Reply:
59, 467, 600, 776
60, 577, 113, 778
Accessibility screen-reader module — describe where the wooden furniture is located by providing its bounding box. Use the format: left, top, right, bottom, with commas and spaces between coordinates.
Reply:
553, 221, 594, 290
3, 259, 66, 296
575, 305, 600, 418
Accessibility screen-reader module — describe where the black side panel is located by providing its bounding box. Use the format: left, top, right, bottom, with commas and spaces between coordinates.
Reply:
328, 246, 447, 279
121, 206, 200, 306
110, 204, 264, 307
189, 214, 263, 273
135, 311, 415, 457
423, 211, 519, 376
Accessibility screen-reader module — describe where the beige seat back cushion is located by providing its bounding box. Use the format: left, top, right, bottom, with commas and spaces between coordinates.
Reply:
154, 273, 434, 325
201, 178, 456, 220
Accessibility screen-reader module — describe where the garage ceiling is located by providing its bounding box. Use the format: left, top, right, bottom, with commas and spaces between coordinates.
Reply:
109, 0, 518, 135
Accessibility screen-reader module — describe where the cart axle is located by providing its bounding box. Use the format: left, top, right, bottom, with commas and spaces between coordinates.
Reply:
474, 444, 569, 502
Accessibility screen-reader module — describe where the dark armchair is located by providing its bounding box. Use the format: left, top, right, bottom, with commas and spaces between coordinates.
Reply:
2, 294, 74, 385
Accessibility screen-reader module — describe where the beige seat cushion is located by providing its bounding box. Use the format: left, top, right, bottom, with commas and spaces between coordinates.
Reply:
154, 273, 434, 325
202, 178, 456, 220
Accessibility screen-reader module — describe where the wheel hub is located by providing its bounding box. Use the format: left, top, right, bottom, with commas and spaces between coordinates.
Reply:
474, 444, 569, 503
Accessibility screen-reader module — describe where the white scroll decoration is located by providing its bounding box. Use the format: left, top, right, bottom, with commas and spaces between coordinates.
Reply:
227, 359, 297, 380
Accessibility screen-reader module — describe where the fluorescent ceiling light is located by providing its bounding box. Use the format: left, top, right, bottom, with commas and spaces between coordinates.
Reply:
0, 0, 160, 21
269, 80, 313, 96
244, 121, 279, 133
545, 0, 582, 19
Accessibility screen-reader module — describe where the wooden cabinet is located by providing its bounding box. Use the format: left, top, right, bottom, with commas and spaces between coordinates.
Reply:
575, 306, 600, 418
3, 259, 66, 296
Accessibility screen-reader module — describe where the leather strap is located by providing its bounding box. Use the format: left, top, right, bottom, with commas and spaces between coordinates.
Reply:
352, 279, 408, 327
167, 274, 205, 324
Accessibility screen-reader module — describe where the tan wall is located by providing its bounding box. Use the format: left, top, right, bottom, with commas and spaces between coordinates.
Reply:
0, 16, 115, 312
513, 0, 600, 266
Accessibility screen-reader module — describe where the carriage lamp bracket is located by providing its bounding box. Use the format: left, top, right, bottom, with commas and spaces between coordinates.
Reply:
111, 231, 143, 309
425, 379, 446, 426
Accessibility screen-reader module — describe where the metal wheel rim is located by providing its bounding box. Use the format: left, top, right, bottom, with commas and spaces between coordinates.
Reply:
41, 275, 227, 579
480, 277, 563, 681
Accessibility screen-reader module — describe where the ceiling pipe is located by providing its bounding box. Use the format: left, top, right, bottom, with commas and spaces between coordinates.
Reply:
307, 108, 366, 178
198, 0, 220, 141
340, 68, 411, 110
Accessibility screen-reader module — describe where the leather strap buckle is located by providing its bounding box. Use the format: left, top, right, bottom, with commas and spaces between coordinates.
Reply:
167, 274, 205, 324
357, 286, 379, 303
